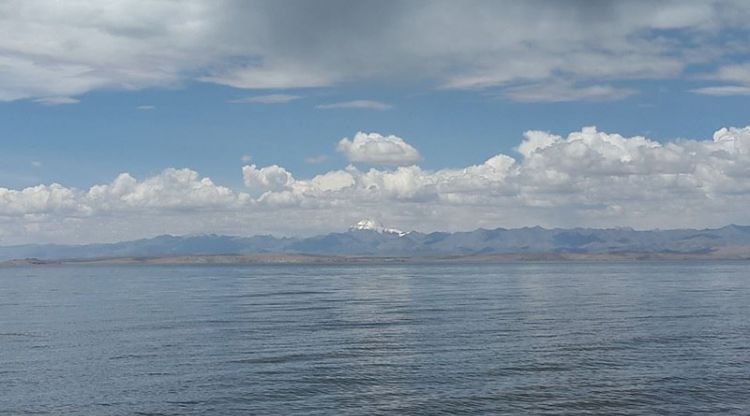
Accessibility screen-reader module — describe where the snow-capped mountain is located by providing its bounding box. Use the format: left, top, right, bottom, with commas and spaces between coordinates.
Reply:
349, 219, 409, 237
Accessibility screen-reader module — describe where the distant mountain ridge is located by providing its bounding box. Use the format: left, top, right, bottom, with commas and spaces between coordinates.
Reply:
3, 220, 750, 261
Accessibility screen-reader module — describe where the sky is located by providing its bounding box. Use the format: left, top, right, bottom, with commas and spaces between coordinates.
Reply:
2, 0, 750, 244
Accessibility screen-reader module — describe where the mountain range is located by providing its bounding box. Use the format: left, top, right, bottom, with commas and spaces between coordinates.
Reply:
3, 220, 750, 262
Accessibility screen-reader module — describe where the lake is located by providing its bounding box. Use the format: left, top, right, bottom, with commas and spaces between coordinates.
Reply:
2, 262, 749, 415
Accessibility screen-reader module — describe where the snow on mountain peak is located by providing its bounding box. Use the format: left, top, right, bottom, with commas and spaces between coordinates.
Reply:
350, 218, 408, 236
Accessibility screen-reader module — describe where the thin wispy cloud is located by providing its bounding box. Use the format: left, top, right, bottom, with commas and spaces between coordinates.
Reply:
691, 86, 750, 96
33, 96, 80, 106
316, 100, 392, 110
230, 94, 302, 104
305, 155, 328, 164
136, 105, 156, 110
503, 83, 637, 103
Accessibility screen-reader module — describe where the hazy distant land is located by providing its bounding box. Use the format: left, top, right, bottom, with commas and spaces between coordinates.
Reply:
4, 222, 750, 265
5, 249, 750, 267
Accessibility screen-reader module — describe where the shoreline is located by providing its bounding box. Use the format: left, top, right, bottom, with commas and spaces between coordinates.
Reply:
4, 251, 750, 267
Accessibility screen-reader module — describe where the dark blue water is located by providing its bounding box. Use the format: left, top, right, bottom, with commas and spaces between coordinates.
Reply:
1, 263, 749, 415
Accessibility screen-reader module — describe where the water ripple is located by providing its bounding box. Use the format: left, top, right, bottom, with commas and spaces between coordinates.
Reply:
1, 262, 749, 415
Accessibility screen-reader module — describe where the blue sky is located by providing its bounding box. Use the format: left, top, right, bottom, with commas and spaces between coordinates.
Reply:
4, 80, 749, 190
3, 0, 750, 243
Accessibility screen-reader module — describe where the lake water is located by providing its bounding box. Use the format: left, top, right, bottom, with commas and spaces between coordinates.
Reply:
1, 262, 749, 415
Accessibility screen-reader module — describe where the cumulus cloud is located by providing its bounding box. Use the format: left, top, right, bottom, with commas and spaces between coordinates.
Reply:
3, 126, 750, 244
86, 168, 242, 211
0, 183, 86, 217
316, 100, 392, 110
245, 126, 750, 230
337, 132, 421, 166
0, 168, 243, 218
242, 164, 295, 191
2, 1, 750, 102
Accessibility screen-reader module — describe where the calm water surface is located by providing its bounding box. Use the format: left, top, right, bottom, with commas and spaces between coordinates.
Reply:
1, 262, 749, 415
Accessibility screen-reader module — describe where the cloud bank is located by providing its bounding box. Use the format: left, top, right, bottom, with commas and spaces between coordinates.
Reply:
3, 126, 750, 244
2, 1, 750, 102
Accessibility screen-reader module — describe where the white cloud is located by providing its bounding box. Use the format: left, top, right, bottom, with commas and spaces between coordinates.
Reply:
0, 168, 244, 218
86, 169, 242, 211
201, 66, 333, 90
229, 94, 302, 104
242, 164, 295, 191
31, 161, 42, 168
691, 86, 750, 96
714, 63, 750, 84
33, 96, 80, 106
2, 1, 750, 102
0, 183, 86, 216
503, 83, 637, 103
692, 63, 750, 95
316, 100, 392, 110
337, 132, 421, 166
245, 126, 750, 230
136, 105, 156, 110
4, 126, 750, 244
241, 154, 253, 163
